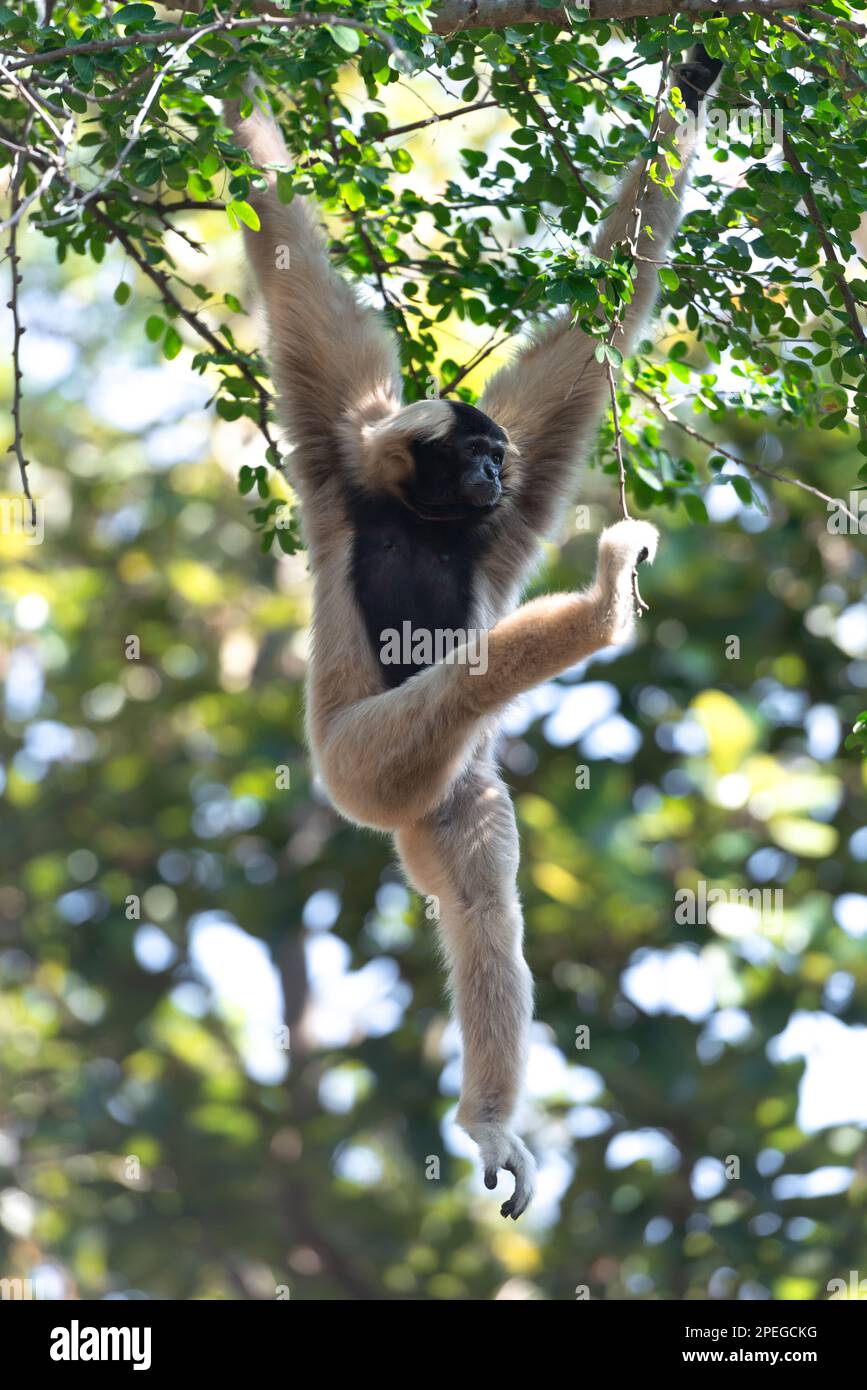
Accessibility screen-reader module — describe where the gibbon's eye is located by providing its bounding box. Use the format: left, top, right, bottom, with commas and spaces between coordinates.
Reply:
491, 448, 504, 468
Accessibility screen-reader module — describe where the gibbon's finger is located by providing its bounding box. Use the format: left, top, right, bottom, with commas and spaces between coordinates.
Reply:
500, 1168, 533, 1221
637, 546, 650, 564
484, 1169, 499, 1190
500, 1159, 519, 1219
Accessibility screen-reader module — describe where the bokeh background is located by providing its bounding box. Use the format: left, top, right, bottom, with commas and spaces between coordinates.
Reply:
2, 77, 867, 1302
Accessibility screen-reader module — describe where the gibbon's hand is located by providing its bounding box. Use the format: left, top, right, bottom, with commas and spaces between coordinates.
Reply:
673, 40, 724, 115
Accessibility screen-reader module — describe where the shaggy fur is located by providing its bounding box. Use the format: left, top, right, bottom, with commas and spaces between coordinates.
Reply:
224, 59, 715, 1219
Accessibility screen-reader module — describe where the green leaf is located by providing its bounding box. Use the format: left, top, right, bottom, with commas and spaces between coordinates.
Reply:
114, 283, 131, 306
684, 494, 709, 524
658, 266, 680, 292
328, 24, 361, 54
163, 326, 183, 360
145, 316, 164, 343
113, 3, 156, 22
343, 182, 365, 211
819, 409, 847, 431
63, 91, 89, 114
227, 200, 261, 232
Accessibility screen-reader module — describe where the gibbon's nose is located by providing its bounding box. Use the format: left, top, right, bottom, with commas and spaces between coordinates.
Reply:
461, 459, 501, 507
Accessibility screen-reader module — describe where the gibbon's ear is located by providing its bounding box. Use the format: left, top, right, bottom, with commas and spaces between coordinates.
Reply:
350, 398, 455, 494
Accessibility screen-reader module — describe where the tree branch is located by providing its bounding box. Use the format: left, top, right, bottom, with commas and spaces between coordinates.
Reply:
633, 381, 860, 525
5, 11, 397, 74
429, 0, 865, 34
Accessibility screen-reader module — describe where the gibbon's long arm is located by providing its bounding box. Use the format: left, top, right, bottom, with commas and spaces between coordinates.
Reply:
480, 59, 717, 538
224, 89, 403, 495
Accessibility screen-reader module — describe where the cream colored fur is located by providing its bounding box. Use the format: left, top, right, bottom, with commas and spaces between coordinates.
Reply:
225, 81, 701, 1219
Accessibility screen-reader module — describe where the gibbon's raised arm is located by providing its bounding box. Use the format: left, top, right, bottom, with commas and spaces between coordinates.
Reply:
480, 54, 721, 538
224, 89, 403, 498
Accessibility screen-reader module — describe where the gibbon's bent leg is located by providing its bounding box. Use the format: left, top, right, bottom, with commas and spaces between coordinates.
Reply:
396, 762, 535, 1219
223, 89, 402, 501
320, 518, 657, 829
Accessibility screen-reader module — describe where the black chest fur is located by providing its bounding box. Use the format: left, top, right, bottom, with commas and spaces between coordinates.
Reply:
349, 491, 490, 688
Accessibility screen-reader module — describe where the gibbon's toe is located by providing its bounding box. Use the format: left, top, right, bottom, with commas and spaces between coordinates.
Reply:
471, 1123, 537, 1220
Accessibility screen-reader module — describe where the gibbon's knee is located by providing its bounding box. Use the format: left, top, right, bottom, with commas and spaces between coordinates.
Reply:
317, 715, 470, 831
314, 664, 492, 830
396, 767, 520, 899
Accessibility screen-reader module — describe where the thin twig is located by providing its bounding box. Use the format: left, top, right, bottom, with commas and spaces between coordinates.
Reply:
0, 116, 280, 461
0, 57, 69, 141
93, 206, 280, 456
377, 99, 499, 141
634, 381, 859, 526
605, 55, 671, 611
5, 123, 36, 525
511, 74, 595, 202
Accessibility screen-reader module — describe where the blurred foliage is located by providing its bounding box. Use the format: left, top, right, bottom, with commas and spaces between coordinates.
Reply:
1, 226, 867, 1300
2, 0, 867, 1303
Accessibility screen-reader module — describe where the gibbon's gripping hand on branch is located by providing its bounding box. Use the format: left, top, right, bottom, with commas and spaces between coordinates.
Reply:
673, 41, 725, 116
479, 41, 722, 544
223, 84, 404, 509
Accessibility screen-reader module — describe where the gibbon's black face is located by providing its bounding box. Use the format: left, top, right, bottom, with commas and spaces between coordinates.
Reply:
407, 402, 507, 521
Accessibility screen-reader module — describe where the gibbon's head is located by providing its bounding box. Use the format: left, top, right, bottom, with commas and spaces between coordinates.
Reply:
359, 399, 511, 521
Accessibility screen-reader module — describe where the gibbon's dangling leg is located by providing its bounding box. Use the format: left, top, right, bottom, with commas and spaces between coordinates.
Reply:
397, 760, 535, 1219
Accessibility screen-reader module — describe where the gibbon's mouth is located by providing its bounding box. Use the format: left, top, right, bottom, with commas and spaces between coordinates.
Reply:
403, 495, 500, 523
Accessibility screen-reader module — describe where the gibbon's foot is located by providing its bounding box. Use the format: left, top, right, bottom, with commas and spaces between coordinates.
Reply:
468, 1122, 537, 1220
596, 518, 659, 636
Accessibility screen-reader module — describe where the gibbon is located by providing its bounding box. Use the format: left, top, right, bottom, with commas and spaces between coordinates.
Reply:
224, 46, 721, 1219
